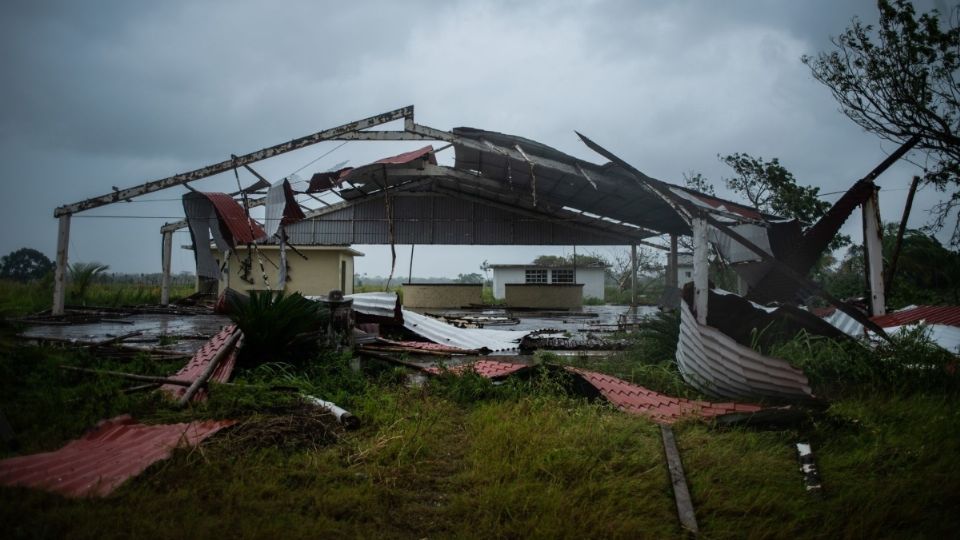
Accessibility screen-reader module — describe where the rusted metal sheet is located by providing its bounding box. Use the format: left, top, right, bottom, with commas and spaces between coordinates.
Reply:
412, 359, 764, 423
0, 415, 234, 497
423, 359, 530, 378
568, 367, 763, 423
160, 326, 240, 402
55, 106, 414, 217
675, 302, 813, 400
201, 193, 266, 245
872, 305, 960, 328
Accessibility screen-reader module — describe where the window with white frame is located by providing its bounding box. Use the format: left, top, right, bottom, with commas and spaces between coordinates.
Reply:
551, 268, 575, 283
525, 269, 548, 283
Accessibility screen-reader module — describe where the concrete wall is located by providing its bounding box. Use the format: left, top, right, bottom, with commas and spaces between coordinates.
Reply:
504, 284, 583, 309
216, 246, 359, 296
402, 283, 482, 309
492, 267, 525, 299
492, 267, 605, 300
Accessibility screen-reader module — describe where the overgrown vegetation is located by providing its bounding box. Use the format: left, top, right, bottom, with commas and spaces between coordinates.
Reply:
2, 280, 959, 537
226, 290, 331, 369
2, 319, 958, 537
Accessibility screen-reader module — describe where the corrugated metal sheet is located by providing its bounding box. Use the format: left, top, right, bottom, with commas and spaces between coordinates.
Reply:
372, 145, 437, 166
823, 309, 864, 337
160, 326, 240, 402
202, 192, 266, 245
568, 368, 763, 424
414, 359, 765, 423
883, 324, 960, 354
675, 302, 813, 400
402, 309, 533, 352
286, 193, 634, 246
872, 305, 960, 328
424, 359, 531, 378
0, 415, 233, 497
345, 292, 402, 321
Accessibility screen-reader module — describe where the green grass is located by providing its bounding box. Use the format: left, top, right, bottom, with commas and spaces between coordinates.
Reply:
2, 318, 959, 538
0, 279, 194, 317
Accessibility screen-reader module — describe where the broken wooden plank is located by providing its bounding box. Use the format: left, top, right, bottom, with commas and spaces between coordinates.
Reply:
796, 442, 823, 496
660, 424, 699, 535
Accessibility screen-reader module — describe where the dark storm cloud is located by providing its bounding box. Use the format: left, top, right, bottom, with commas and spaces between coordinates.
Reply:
0, 0, 953, 276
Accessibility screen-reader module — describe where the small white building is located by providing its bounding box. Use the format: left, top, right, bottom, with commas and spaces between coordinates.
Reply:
490, 263, 607, 300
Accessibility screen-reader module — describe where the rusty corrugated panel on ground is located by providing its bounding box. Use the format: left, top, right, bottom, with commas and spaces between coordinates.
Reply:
415, 359, 764, 423
567, 367, 763, 424
675, 302, 813, 401
375, 338, 474, 354
160, 325, 239, 402
423, 359, 531, 378
872, 305, 960, 328
0, 415, 233, 497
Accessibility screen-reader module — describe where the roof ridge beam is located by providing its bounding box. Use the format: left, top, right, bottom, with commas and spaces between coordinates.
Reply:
56, 106, 414, 216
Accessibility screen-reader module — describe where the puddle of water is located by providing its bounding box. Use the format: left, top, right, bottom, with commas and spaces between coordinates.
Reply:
20, 313, 232, 355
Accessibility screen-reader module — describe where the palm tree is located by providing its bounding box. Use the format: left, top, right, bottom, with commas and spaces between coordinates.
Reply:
68, 262, 109, 304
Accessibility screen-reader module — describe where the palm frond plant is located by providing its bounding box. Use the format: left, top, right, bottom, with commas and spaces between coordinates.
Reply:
226, 290, 330, 369
68, 262, 109, 305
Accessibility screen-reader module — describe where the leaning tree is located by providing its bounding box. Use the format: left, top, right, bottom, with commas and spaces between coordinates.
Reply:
802, 0, 960, 244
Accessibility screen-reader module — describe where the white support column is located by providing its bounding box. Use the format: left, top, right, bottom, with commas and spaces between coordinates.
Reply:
863, 187, 886, 316
630, 243, 638, 307
668, 233, 679, 288
160, 230, 173, 305
52, 214, 71, 315
692, 218, 709, 325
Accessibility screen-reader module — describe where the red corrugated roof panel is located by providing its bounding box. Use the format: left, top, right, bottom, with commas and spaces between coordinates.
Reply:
161, 326, 239, 402
872, 305, 960, 328
202, 192, 266, 245
416, 359, 763, 423
566, 368, 763, 424
423, 359, 529, 378
373, 145, 437, 166
0, 415, 234, 497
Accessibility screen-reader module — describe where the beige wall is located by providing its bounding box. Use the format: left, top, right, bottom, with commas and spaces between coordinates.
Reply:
215, 246, 357, 296
402, 284, 482, 309
505, 284, 583, 309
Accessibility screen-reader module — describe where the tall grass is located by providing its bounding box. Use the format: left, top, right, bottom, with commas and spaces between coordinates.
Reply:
768, 326, 959, 398
0, 279, 194, 317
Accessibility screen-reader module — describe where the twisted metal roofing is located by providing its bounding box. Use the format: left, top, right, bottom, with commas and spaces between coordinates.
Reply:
675, 302, 813, 401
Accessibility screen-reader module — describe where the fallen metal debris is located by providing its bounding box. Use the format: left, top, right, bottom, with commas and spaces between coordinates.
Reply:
0, 415, 234, 497
676, 301, 813, 401
161, 326, 241, 403
401, 309, 535, 353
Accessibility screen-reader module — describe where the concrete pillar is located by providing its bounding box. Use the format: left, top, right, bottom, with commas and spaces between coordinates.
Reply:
160, 230, 173, 305
692, 218, 709, 325
52, 214, 71, 315
863, 187, 885, 316
630, 243, 638, 307
668, 233, 679, 288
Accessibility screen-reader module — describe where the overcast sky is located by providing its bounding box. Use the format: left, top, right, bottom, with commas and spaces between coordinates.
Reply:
1, 0, 954, 279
